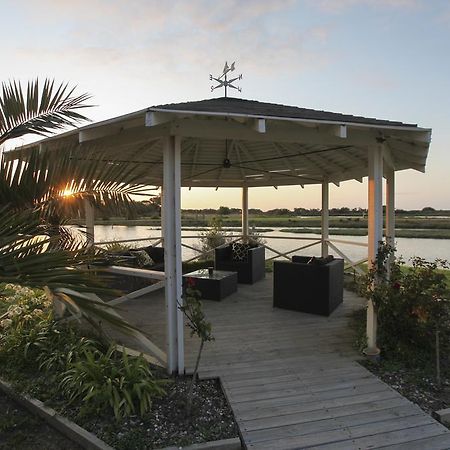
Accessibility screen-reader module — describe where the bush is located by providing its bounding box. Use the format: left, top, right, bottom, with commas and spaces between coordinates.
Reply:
60, 346, 167, 420
358, 247, 450, 364
0, 283, 167, 420
196, 218, 230, 260
0, 284, 54, 370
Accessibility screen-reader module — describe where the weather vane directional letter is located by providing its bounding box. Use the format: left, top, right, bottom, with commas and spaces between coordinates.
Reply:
210, 61, 242, 97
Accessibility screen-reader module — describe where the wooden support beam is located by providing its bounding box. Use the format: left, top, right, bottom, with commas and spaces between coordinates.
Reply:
84, 197, 94, 248
385, 167, 395, 274
366, 143, 383, 358
332, 124, 347, 139
162, 135, 184, 374
242, 186, 249, 242
145, 111, 172, 127
171, 118, 380, 146
252, 118, 266, 133
321, 180, 329, 257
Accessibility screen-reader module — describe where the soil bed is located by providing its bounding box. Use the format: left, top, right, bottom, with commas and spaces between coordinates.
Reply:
77, 376, 239, 450
0, 367, 239, 450
360, 359, 450, 428
0, 389, 81, 450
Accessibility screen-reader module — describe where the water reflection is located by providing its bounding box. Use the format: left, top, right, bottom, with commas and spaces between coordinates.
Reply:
92, 225, 450, 263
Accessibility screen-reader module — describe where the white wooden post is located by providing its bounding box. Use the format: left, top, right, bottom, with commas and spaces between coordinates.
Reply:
321, 180, 329, 257
162, 136, 184, 374
84, 197, 95, 247
242, 185, 249, 242
366, 144, 383, 357
385, 167, 395, 273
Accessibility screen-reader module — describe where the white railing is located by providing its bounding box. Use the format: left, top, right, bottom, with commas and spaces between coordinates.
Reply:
92, 232, 368, 368
95, 233, 368, 275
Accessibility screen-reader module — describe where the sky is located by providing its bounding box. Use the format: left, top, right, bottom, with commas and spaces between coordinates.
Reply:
2, 0, 450, 211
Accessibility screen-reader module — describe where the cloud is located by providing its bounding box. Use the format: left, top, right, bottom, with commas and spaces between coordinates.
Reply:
4, 0, 331, 79
311, 0, 421, 13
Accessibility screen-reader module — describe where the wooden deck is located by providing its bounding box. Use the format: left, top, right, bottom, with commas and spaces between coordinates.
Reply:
119, 275, 450, 449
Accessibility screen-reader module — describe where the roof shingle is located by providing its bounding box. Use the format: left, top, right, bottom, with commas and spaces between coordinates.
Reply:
152, 97, 417, 128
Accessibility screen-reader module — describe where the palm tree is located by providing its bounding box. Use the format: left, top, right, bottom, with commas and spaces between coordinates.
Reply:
0, 79, 91, 146
0, 79, 149, 328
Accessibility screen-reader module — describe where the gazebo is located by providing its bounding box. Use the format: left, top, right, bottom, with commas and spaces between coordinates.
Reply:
9, 97, 432, 373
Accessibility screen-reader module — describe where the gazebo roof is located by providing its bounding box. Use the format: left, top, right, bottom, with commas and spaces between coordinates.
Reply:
154, 97, 417, 128
7, 97, 432, 188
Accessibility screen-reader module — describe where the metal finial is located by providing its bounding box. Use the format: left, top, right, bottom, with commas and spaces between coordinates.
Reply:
210, 61, 242, 97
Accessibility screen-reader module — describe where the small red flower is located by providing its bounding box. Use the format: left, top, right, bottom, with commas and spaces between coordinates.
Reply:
392, 282, 401, 290
187, 277, 196, 287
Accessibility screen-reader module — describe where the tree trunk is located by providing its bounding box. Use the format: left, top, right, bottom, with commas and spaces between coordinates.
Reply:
187, 339, 204, 416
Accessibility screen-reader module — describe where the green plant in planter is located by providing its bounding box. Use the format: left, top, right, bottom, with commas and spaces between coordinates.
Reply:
196, 217, 230, 260
59, 346, 167, 420
179, 278, 214, 416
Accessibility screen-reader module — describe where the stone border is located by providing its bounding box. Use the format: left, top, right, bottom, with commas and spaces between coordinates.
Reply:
0, 377, 243, 450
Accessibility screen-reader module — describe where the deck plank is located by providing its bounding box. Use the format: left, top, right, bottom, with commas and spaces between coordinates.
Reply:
118, 274, 450, 450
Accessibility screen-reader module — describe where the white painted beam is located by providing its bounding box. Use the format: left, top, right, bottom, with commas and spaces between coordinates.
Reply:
84, 197, 95, 248
366, 143, 383, 358
321, 180, 329, 257
162, 135, 184, 374
242, 186, 249, 242
385, 167, 395, 273
171, 118, 379, 147
252, 118, 266, 133
146, 111, 172, 127
79, 117, 144, 143
382, 143, 396, 170
331, 124, 347, 139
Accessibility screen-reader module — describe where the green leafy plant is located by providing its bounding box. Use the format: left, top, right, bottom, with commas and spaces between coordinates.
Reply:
248, 225, 266, 247
196, 217, 230, 260
358, 244, 449, 378
59, 346, 166, 420
0, 284, 53, 368
179, 278, 214, 415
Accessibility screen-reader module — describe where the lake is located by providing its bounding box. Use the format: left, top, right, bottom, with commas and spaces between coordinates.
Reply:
92, 225, 450, 263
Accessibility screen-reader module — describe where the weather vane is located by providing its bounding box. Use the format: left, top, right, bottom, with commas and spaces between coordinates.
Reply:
210, 61, 242, 97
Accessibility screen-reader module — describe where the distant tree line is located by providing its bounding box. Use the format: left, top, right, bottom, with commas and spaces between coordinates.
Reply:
90, 199, 450, 219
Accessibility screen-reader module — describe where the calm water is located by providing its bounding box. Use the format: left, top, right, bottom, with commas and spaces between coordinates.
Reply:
91, 225, 450, 263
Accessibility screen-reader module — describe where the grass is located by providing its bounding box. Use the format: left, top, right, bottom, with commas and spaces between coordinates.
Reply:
281, 227, 450, 239
70, 214, 450, 239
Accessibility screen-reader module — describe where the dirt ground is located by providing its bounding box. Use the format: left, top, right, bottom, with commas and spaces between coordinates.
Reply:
0, 390, 81, 450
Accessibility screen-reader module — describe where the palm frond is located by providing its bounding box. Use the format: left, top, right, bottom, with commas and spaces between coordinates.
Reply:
0, 79, 92, 145
1, 147, 152, 220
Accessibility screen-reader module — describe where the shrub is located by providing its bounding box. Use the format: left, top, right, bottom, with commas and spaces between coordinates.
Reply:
358, 246, 450, 364
179, 278, 213, 415
196, 218, 230, 260
0, 284, 54, 370
59, 346, 167, 420
0, 283, 167, 420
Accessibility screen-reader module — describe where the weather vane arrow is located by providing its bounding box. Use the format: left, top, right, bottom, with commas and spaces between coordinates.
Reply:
210, 61, 242, 97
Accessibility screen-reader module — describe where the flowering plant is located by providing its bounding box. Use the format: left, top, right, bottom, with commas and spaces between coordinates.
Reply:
358, 244, 449, 361
178, 277, 214, 415
0, 284, 51, 330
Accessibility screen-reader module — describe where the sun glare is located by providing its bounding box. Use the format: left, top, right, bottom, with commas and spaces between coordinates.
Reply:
61, 188, 75, 198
